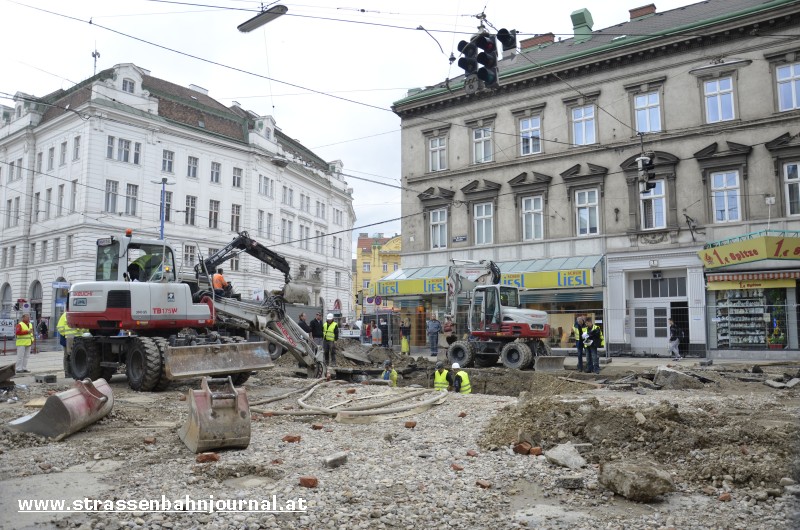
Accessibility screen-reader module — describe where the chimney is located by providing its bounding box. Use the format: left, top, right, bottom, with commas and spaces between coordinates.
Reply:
570, 8, 594, 44
629, 4, 656, 20
520, 33, 555, 49
188, 84, 208, 96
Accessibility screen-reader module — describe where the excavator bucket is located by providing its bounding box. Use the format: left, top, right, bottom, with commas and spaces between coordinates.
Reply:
8, 378, 113, 440
179, 377, 250, 453
163, 342, 274, 381
534, 356, 566, 372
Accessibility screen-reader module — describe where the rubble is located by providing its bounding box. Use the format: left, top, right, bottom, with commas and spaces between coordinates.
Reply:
544, 443, 587, 470
653, 365, 705, 389
598, 460, 675, 501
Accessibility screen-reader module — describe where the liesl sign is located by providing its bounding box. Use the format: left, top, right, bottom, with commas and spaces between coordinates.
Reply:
699, 236, 800, 269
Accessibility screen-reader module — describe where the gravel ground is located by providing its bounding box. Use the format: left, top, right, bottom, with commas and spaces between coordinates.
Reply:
0, 363, 798, 529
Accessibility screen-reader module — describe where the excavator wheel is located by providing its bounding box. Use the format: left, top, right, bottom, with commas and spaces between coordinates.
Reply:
126, 337, 163, 391
151, 338, 172, 391
70, 338, 103, 381
474, 354, 500, 368
500, 341, 533, 370
447, 341, 476, 367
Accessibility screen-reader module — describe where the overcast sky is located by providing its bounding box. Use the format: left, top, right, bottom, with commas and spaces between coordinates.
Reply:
1, 0, 696, 254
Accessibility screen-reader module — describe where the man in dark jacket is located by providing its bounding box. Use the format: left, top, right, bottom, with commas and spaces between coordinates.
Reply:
297, 312, 311, 334
584, 315, 602, 374
309, 312, 324, 347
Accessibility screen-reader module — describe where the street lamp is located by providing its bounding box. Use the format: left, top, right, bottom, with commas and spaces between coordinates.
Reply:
238, 4, 287, 33
151, 177, 175, 240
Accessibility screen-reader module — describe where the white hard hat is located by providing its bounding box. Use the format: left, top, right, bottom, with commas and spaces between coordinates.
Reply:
326, 313, 334, 320
452, 362, 460, 369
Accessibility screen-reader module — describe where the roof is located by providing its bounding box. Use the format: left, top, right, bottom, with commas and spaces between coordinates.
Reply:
394, 0, 796, 108
381, 255, 604, 281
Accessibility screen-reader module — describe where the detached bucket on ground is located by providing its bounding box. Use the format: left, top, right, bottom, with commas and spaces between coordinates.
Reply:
179, 376, 250, 453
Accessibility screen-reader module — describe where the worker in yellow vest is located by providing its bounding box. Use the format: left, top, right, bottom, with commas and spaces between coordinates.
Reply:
57, 309, 89, 378
381, 359, 398, 387
15, 313, 35, 373
322, 313, 339, 366
433, 361, 450, 391
451, 362, 471, 394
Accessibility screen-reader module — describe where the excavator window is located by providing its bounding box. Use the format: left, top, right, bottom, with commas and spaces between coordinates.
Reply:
96, 242, 120, 281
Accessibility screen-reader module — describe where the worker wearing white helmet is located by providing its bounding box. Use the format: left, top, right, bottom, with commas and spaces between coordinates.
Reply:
450, 362, 471, 394
322, 313, 339, 366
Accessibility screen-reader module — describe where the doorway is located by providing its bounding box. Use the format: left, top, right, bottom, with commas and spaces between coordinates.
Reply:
670, 301, 689, 355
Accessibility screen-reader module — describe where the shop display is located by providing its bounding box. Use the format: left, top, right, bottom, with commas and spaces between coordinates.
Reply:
714, 288, 787, 349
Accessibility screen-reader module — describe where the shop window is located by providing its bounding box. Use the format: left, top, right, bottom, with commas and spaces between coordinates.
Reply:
712, 288, 785, 349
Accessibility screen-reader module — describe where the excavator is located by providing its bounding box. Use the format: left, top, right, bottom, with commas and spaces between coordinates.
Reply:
445, 260, 554, 369
65, 229, 324, 392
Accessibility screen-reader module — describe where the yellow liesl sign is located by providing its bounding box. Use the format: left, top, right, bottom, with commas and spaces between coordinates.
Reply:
699, 235, 800, 269
376, 269, 593, 297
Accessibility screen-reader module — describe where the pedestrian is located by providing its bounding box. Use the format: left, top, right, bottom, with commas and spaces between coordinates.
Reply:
310, 312, 324, 347
426, 314, 442, 357
380, 319, 389, 347
37, 317, 48, 340
322, 313, 339, 366
371, 323, 382, 347
668, 318, 682, 361
15, 312, 35, 374
297, 312, 311, 334
364, 322, 372, 344
573, 315, 586, 372
400, 319, 411, 355
443, 315, 457, 345
583, 315, 602, 374
381, 359, 398, 387
433, 361, 449, 391
450, 362, 471, 394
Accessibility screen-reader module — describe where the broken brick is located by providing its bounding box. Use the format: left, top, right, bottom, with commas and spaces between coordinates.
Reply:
263, 412, 274, 418
271, 459, 283, 465
514, 442, 532, 455
346, 388, 356, 394
405, 421, 417, 429
143, 437, 156, 445
529, 446, 543, 456
282, 435, 301, 443
739, 445, 748, 455
451, 463, 464, 471
718, 492, 732, 502
299, 476, 318, 488
311, 424, 324, 430
196, 453, 220, 463
458, 412, 467, 418
476, 480, 491, 489
466, 450, 478, 457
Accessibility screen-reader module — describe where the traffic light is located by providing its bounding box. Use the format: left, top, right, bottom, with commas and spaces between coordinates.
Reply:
637, 155, 657, 193
496, 28, 517, 52
475, 34, 499, 88
456, 39, 478, 76
356, 291, 363, 305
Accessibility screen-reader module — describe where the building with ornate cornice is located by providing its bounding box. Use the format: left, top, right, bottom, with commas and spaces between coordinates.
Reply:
391, 0, 800, 359
0, 63, 355, 328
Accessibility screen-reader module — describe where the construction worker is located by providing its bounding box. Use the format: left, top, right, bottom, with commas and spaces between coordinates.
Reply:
57, 304, 89, 378
584, 315, 603, 374
381, 359, 398, 387
212, 268, 229, 299
451, 362, 471, 394
15, 313, 35, 373
433, 361, 449, 391
322, 313, 339, 366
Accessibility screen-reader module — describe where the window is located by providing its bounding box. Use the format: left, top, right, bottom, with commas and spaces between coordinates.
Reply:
57, 185, 64, 216
257, 210, 265, 236
183, 244, 196, 266
231, 204, 241, 232
133, 143, 141, 165
13, 197, 19, 226
362, 280, 370, 289
162, 150, 174, 172
522, 196, 544, 240
520, 116, 542, 155
333, 208, 343, 226
633, 277, 686, 298
711, 171, 740, 222
187, 156, 198, 178
60, 142, 67, 165
429, 136, 447, 171
70, 180, 78, 213
332, 237, 337, 258
778, 63, 800, 111
315, 230, 324, 253
640, 180, 666, 229
66, 236, 73, 259
9, 245, 15, 266
571, 105, 596, 145
382, 263, 388, 273
316, 201, 326, 219
73, 136, 81, 160
704, 77, 734, 123
106, 137, 114, 159
260, 262, 270, 275
208, 200, 219, 228
474, 202, 493, 245
159, 190, 171, 222
33, 193, 40, 223
259, 175, 274, 196
125, 184, 138, 216
185, 196, 197, 225
210, 162, 220, 183
335, 272, 341, 287
282, 186, 293, 206
299, 225, 310, 250
363, 262, 371, 273
53, 238, 60, 261
575, 189, 599, 236
36, 152, 42, 173
48, 147, 55, 170
45, 188, 52, 219
117, 139, 130, 162
337, 237, 343, 258
393, 263, 399, 271
430, 208, 447, 249
104, 180, 118, 213
30, 243, 36, 264
300, 194, 311, 212
1, 248, 6, 268
230, 255, 239, 272
5, 200, 10, 228
122, 78, 135, 93
634, 92, 661, 133
15, 158, 22, 180
232, 167, 242, 188
785, 162, 800, 215
40, 241, 47, 263
473, 126, 493, 163
8, 161, 13, 182
281, 219, 293, 244
267, 213, 274, 240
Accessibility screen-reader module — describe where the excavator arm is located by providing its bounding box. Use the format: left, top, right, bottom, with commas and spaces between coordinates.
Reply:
195, 231, 292, 284
445, 260, 501, 317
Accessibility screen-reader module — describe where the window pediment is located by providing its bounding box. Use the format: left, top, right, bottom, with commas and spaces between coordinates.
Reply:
464, 114, 497, 128
620, 151, 680, 182
510, 102, 546, 117
461, 179, 501, 202
623, 76, 667, 93
418, 186, 454, 208
561, 163, 607, 201
421, 124, 451, 137
562, 90, 600, 106
508, 171, 552, 195
693, 141, 751, 174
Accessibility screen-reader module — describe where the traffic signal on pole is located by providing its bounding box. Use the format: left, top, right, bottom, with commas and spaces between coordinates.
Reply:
496, 28, 517, 51
475, 34, 499, 88
637, 155, 657, 193
457, 39, 478, 76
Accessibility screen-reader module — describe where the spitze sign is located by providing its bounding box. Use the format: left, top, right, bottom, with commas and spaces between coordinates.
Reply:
699, 235, 800, 269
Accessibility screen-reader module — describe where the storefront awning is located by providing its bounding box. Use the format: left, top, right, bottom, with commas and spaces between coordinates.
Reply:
707, 271, 800, 281
376, 256, 604, 297
699, 231, 800, 269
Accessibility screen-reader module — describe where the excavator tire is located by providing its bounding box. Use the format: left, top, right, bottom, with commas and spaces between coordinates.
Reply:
448, 341, 476, 367
474, 354, 500, 368
501, 342, 533, 370
70, 338, 103, 381
152, 338, 172, 391
126, 337, 163, 391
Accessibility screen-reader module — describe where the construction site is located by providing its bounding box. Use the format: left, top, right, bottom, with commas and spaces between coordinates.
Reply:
0, 338, 798, 530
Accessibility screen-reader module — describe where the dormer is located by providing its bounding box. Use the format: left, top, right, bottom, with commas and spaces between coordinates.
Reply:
110, 63, 149, 98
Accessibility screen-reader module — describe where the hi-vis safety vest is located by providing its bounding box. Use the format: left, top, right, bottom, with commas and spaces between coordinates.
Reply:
456, 370, 471, 394
16, 321, 33, 347
434, 369, 449, 391
323, 321, 338, 341
57, 313, 87, 337
590, 324, 605, 347
572, 325, 584, 343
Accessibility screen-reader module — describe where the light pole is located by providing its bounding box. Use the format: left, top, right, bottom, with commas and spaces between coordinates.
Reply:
151, 177, 175, 240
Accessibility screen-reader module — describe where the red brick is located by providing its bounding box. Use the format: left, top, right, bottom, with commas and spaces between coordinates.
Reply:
346, 388, 356, 394
143, 437, 156, 445
282, 435, 301, 443
529, 446, 543, 456
263, 412, 274, 417
451, 463, 464, 471
311, 424, 324, 430
476, 479, 491, 489
405, 421, 417, 429
514, 442, 532, 455
271, 459, 283, 465
739, 445, 748, 455
299, 476, 318, 488
458, 412, 467, 418
718, 492, 732, 502
466, 450, 478, 457
196, 452, 220, 463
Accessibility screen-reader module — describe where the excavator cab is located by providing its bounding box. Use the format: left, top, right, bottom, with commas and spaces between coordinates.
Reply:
95, 234, 176, 283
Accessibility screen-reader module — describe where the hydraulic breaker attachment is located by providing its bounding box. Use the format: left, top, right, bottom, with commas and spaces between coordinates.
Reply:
179, 376, 250, 453
163, 342, 274, 381
8, 378, 113, 440
534, 356, 566, 372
